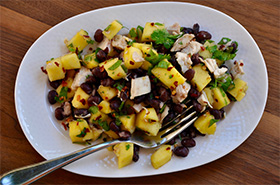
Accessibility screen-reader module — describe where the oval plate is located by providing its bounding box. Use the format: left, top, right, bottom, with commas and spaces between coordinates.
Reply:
15, 2, 268, 177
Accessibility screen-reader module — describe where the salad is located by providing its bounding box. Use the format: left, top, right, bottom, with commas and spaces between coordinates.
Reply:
43, 20, 247, 169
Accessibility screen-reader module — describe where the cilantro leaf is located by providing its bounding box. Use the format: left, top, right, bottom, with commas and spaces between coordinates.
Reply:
218, 37, 231, 45
98, 120, 110, 131
108, 60, 122, 70
129, 28, 137, 38
125, 144, 130, 150
212, 50, 236, 61
145, 49, 171, 65
159, 104, 166, 114
115, 118, 122, 126
86, 39, 94, 44
113, 81, 125, 91
94, 48, 102, 63
155, 22, 164, 26
209, 119, 219, 128
88, 106, 99, 114
55, 86, 68, 103
155, 60, 170, 69
76, 127, 87, 137
151, 29, 176, 49
104, 24, 112, 31
84, 55, 92, 62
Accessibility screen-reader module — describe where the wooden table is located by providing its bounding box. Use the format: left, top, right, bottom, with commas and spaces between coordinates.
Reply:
1, 0, 279, 184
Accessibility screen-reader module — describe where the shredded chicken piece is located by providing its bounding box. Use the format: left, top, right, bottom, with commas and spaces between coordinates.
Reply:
171, 82, 191, 103
181, 41, 202, 55
230, 60, 245, 79
71, 67, 92, 91
170, 34, 195, 52
175, 52, 193, 73
197, 90, 212, 112
62, 102, 72, 117
202, 58, 218, 73
130, 76, 151, 99
97, 37, 113, 53
112, 35, 128, 50
167, 22, 181, 35
132, 51, 145, 63
132, 103, 144, 113
214, 67, 228, 79
159, 105, 170, 123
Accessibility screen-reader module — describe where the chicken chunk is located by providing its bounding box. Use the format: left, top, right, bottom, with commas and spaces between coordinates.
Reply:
197, 90, 212, 112
130, 76, 151, 99
230, 60, 245, 79
202, 58, 218, 73
71, 67, 92, 91
112, 35, 129, 50
167, 22, 181, 35
171, 82, 191, 103
214, 67, 228, 79
175, 52, 193, 73
181, 41, 202, 55
97, 37, 113, 53
170, 34, 195, 52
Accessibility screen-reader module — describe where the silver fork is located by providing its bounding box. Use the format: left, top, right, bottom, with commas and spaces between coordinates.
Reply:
0, 100, 198, 185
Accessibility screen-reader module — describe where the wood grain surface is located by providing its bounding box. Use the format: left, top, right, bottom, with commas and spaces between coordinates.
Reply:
0, 0, 279, 184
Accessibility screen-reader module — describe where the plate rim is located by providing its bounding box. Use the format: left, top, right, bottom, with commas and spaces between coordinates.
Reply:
14, 1, 268, 178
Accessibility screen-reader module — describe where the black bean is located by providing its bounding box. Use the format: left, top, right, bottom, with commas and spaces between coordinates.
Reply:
220, 64, 229, 70
74, 109, 89, 117
181, 138, 196, 147
92, 67, 108, 79
122, 105, 135, 115
229, 42, 237, 53
189, 127, 197, 138
196, 31, 212, 43
193, 23, 200, 35
192, 99, 203, 113
109, 121, 120, 133
184, 69, 195, 81
191, 53, 201, 66
133, 153, 139, 162
85, 75, 97, 84
168, 138, 176, 145
87, 95, 101, 106
134, 95, 146, 104
163, 111, 175, 124
157, 44, 169, 54
209, 109, 223, 119
134, 144, 140, 152
173, 146, 189, 157
189, 88, 201, 99
169, 55, 181, 71
173, 104, 184, 114
133, 68, 147, 77
100, 78, 114, 87
94, 29, 104, 42
49, 80, 62, 89
159, 87, 170, 102
55, 107, 64, 120
181, 27, 193, 34
149, 99, 161, 110
96, 50, 107, 62
80, 82, 93, 94
118, 131, 131, 140
120, 90, 129, 101
48, 90, 58, 104
110, 99, 121, 111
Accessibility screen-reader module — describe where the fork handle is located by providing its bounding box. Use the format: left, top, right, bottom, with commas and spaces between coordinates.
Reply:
0, 139, 122, 185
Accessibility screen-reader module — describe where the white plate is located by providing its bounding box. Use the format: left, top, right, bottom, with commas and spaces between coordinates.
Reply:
15, 2, 268, 177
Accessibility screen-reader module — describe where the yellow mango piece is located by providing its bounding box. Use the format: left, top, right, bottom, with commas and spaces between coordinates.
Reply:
191, 64, 212, 92
123, 46, 144, 69
56, 78, 75, 100
88, 106, 108, 124
66, 29, 92, 53
204, 87, 214, 106
104, 130, 119, 139
60, 53, 81, 70
198, 40, 216, 59
212, 87, 230, 110
103, 20, 123, 40
194, 112, 216, 135
120, 114, 136, 134
98, 100, 113, 114
83, 53, 99, 69
136, 108, 161, 136
152, 60, 186, 91
69, 119, 98, 143
142, 22, 165, 42
141, 60, 153, 70
46, 58, 65, 82
113, 142, 134, 168
72, 87, 90, 109
97, 85, 118, 101
151, 145, 172, 169
102, 58, 126, 80
227, 78, 248, 101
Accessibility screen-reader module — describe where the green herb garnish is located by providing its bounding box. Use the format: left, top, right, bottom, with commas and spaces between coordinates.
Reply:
55, 86, 68, 103
218, 37, 231, 45
155, 60, 170, 69
88, 106, 99, 114
113, 81, 125, 91
145, 49, 171, 65
86, 39, 94, 44
155, 22, 164, 26
209, 119, 219, 128
104, 24, 112, 31
129, 28, 137, 38
119, 101, 125, 111
126, 144, 131, 150
108, 60, 122, 70
84, 55, 92, 62
151, 29, 177, 49
76, 127, 87, 137
97, 120, 110, 131
159, 104, 167, 114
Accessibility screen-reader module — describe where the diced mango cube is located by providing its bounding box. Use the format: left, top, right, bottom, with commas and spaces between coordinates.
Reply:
152, 60, 186, 91
102, 58, 126, 80
227, 78, 248, 101
98, 100, 113, 114
97, 85, 118, 101
60, 53, 81, 70
83, 53, 99, 69
136, 108, 161, 136
204, 87, 214, 106
212, 87, 230, 110
123, 46, 144, 69
46, 58, 65, 82
66, 29, 91, 53
103, 20, 123, 40
113, 142, 134, 168
120, 114, 136, 134
191, 64, 212, 92
72, 87, 90, 109
151, 145, 172, 169
142, 22, 165, 42
194, 112, 216, 135
56, 78, 75, 100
